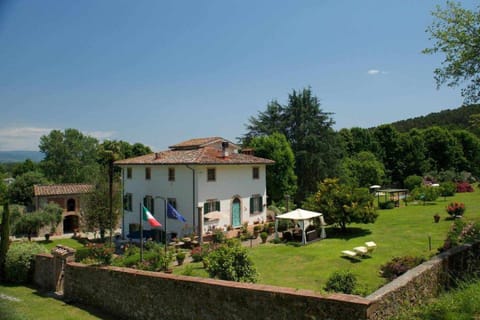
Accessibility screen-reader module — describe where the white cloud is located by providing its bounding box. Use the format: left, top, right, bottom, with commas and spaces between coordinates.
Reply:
85, 131, 116, 140
0, 127, 54, 151
367, 69, 388, 75
0, 127, 116, 151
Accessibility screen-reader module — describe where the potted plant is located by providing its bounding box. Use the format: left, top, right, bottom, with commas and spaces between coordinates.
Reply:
253, 225, 262, 238
433, 213, 441, 223
260, 231, 268, 243
176, 251, 186, 266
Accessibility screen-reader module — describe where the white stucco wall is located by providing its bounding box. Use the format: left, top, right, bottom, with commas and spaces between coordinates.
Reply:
120, 164, 267, 238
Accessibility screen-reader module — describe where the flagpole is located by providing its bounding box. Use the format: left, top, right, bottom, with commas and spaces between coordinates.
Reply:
164, 198, 167, 268
140, 202, 143, 262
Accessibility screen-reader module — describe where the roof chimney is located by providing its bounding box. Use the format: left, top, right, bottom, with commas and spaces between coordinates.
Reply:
221, 141, 229, 158
154, 152, 161, 159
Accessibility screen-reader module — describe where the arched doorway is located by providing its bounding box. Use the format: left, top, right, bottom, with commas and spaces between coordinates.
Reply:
232, 198, 241, 228
67, 198, 76, 212
63, 215, 79, 234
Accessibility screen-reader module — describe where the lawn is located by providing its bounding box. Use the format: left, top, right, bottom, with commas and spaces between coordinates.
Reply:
175, 190, 480, 294
36, 238, 86, 251
0, 284, 114, 320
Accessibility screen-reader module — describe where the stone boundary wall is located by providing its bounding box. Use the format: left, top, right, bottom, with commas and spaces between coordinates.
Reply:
366, 242, 480, 319
34, 253, 55, 291
64, 263, 370, 320
35, 241, 480, 320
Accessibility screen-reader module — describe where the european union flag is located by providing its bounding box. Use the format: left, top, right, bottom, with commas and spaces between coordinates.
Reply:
167, 203, 187, 222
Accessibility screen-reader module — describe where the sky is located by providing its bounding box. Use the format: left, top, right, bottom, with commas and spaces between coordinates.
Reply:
0, 0, 478, 151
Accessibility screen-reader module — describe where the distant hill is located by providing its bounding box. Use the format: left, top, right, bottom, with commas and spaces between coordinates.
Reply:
0, 151, 43, 163
390, 104, 480, 132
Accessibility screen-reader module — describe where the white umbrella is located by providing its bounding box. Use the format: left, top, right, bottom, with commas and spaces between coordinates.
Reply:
204, 211, 223, 220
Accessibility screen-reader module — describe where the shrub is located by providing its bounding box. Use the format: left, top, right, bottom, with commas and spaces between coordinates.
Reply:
204, 242, 257, 283
439, 181, 456, 198
5, 241, 47, 283
260, 232, 268, 243
446, 202, 466, 217
212, 229, 226, 244
403, 175, 423, 191
442, 219, 480, 251
379, 201, 395, 209
76, 244, 114, 265
456, 182, 474, 193
190, 244, 210, 262
380, 256, 425, 281
324, 270, 357, 294
411, 185, 440, 202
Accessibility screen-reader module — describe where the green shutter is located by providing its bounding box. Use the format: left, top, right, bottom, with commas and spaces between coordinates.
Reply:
204, 203, 209, 214
216, 201, 220, 211
259, 197, 263, 212
250, 197, 254, 214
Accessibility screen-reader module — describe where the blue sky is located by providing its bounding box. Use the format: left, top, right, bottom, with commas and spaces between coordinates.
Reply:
0, 0, 477, 151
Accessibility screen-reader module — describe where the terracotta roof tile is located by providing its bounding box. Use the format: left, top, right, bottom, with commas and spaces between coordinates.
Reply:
115, 147, 274, 166
34, 184, 94, 196
169, 137, 240, 150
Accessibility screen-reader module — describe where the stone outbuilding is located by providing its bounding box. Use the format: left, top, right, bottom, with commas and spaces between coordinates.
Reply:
34, 184, 93, 234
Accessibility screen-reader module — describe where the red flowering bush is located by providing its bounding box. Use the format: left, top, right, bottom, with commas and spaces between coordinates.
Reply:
446, 202, 466, 217
456, 182, 474, 193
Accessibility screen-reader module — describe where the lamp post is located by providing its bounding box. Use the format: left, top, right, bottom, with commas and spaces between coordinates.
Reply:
197, 204, 203, 244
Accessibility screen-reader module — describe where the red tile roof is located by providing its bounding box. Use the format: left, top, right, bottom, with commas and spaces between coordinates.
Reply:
115, 146, 274, 166
169, 137, 239, 150
34, 184, 94, 197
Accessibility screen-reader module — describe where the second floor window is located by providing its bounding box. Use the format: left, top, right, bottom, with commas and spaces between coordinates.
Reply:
124, 193, 132, 211
207, 168, 216, 182
145, 167, 151, 180
168, 168, 175, 181
252, 167, 259, 179
127, 167, 132, 179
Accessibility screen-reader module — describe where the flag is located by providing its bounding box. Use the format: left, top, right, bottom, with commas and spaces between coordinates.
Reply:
143, 205, 162, 227
167, 203, 187, 222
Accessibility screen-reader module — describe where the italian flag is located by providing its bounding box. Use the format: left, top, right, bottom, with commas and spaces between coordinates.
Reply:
143, 206, 162, 227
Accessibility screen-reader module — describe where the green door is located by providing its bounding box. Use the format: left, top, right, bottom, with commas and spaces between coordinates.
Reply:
232, 198, 241, 227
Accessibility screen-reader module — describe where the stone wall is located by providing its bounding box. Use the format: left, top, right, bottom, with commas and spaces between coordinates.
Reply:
37, 242, 480, 320
366, 242, 480, 319
34, 253, 55, 291
64, 263, 371, 320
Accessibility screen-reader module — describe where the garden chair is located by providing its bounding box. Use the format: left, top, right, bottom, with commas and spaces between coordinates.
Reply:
341, 250, 358, 259
353, 246, 369, 256
365, 241, 377, 252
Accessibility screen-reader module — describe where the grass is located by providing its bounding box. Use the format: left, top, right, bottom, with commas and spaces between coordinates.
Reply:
36, 238, 86, 251
0, 284, 114, 320
175, 190, 480, 294
392, 277, 480, 320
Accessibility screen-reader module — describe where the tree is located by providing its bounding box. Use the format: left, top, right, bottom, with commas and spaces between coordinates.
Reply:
244, 88, 340, 203
0, 203, 10, 280
422, 126, 463, 172
82, 173, 121, 240
8, 171, 49, 209
304, 178, 378, 232
246, 133, 297, 203
12, 159, 39, 178
373, 125, 403, 185
13, 204, 62, 240
452, 129, 480, 176
423, 1, 480, 103
339, 151, 385, 188
39, 128, 99, 183
398, 129, 430, 178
